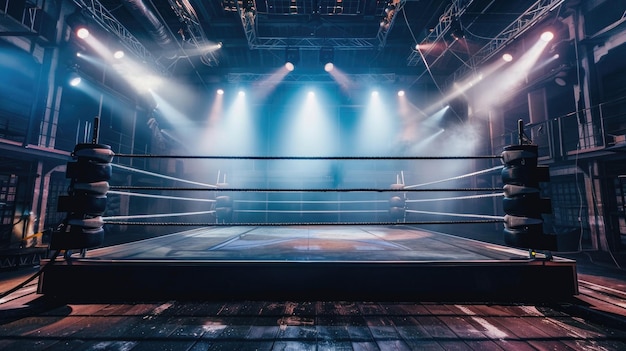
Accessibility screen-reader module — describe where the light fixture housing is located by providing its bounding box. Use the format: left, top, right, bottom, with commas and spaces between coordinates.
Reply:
69, 74, 82, 86
76, 27, 90, 39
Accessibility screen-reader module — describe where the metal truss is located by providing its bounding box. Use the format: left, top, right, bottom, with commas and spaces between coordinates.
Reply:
243, 37, 381, 50
406, 0, 474, 66
227, 72, 396, 84
234, 0, 406, 50
72, 0, 169, 73
448, 0, 565, 84
166, 0, 219, 66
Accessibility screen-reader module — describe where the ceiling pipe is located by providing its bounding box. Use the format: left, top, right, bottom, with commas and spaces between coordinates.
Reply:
120, 0, 179, 59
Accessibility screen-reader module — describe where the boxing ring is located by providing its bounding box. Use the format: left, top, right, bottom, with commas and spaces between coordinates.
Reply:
38, 136, 578, 302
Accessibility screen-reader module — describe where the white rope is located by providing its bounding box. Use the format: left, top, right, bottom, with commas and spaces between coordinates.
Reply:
235, 210, 388, 214
403, 165, 504, 189
234, 200, 388, 204
112, 163, 217, 188
103, 210, 215, 221
109, 190, 216, 203
405, 209, 504, 220
406, 192, 503, 203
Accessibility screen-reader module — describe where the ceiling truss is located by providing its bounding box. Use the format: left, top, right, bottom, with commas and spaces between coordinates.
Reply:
448, 0, 565, 84
71, 0, 169, 73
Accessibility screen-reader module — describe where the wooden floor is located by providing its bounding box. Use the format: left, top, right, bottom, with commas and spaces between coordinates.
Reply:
1, 295, 626, 350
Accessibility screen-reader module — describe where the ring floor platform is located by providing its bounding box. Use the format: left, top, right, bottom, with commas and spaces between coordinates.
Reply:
38, 226, 577, 301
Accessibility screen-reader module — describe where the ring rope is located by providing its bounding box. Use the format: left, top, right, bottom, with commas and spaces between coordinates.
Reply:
406, 193, 504, 203
113, 163, 218, 188
235, 210, 388, 214
109, 186, 502, 192
102, 210, 215, 221
235, 200, 389, 204
403, 165, 504, 189
102, 220, 503, 226
109, 190, 217, 203
114, 155, 503, 160
405, 209, 504, 220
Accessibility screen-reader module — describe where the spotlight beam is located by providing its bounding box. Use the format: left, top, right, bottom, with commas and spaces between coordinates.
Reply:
446, 0, 565, 85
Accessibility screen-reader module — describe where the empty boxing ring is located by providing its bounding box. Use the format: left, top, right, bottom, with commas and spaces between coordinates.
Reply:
38, 148, 578, 302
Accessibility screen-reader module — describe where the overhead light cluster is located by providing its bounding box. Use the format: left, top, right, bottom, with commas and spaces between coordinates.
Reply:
283, 47, 336, 72
69, 26, 166, 93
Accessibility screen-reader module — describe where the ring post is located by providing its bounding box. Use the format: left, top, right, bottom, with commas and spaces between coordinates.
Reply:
501, 143, 555, 252
388, 183, 406, 222
51, 118, 114, 255
215, 180, 233, 223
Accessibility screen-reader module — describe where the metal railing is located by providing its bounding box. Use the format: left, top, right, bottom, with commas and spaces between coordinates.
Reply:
499, 95, 626, 160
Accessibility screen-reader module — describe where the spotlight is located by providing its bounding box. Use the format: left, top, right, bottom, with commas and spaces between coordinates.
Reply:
217, 42, 223, 49
397, 90, 405, 97
76, 27, 89, 39
307, 91, 315, 97
113, 50, 124, 59
540, 31, 554, 42
415, 43, 420, 50
554, 74, 567, 87
371, 90, 379, 97
285, 62, 295, 71
69, 76, 82, 87
553, 67, 578, 87
502, 53, 513, 62
238, 90, 245, 97
324, 62, 334, 72
217, 89, 224, 95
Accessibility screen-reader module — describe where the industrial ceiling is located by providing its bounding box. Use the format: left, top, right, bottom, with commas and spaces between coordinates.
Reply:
67, 0, 568, 89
